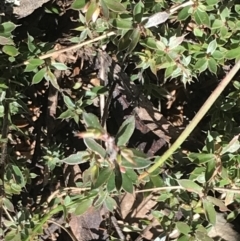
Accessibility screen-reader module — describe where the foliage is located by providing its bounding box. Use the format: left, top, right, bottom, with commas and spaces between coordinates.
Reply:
1, 0, 240, 240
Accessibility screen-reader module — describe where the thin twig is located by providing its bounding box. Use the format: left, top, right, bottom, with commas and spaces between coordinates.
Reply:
139, 60, 240, 180
0, 79, 10, 235
111, 215, 126, 240
47, 187, 90, 204
47, 219, 78, 241
13, 31, 116, 68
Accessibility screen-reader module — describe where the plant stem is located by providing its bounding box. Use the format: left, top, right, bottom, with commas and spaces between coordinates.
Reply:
139, 60, 240, 180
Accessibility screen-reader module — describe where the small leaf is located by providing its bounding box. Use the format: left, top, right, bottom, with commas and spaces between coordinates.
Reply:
178, 6, 191, 21
61, 151, 89, 164
32, 68, 46, 84
176, 222, 191, 235
3, 198, 14, 212
121, 156, 151, 169
118, 30, 132, 51
143, 11, 169, 28
122, 172, 133, 193
27, 33, 36, 53
2, 45, 19, 56
82, 112, 103, 130
127, 28, 141, 53
93, 168, 112, 188
103, 0, 127, 13
220, 135, 240, 155
116, 116, 135, 146
133, 1, 144, 23
28, 58, 44, 66
51, 62, 68, 70
0, 22, 17, 33
207, 58, 217, 74
111, 19, 133, 30
45, 70, 60, 90
114, 161, 122, 191
63, 95, 75, 109
194, 58, 208, 72
226, 47, 240, 59
84, 138, 107, 158
107, 173, 115, 192
168, 35, 186, 50
0, 36, 14, 45
75, 198, 93, 215
71, 0, 86, 9
86, 1, 98, 23
203, 198, 216, 225
104, 196, 117, 212
207, 39, 217, 54
178, 179, 203, 195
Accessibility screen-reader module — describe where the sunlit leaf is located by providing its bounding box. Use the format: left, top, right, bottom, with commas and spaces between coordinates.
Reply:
32, 68, 46, 84
203, 198, 216, 225
2, 45, 19, 56
143, 11, 169, 28
71, 0, 86, 9
75, 198, 93, 215
61, 151, 89, 164
178, 179, 203, 195
82, 112, 103, 130
84, 138, 107, 158
103, 0, 127, 13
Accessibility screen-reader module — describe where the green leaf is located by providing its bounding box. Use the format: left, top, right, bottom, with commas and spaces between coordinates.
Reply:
0, 22, 17, 33
104, 196, 117, 212
61, 151, 89, 164
207, 39, 217, 54
178, 6, 191, 21
93, 168, 112, 188
86, 1, 98, 23
205, 158, 216, 182
84, 138, 107, 158
220, 135, 240, 155
203, 198, 216, 225
116, 116, 135, 146
82, 112, 103, 130
121, 156, 151, 169
178, 179, 203, 195
0, 36, 14, 45
107, 173, 116, 192
32, 68, 46, 84
71, 0, 86, 10
27, 33, 36, 53
194, 9, 210, 26
118, 30, 132, 51
207, 58, 217, 74
111, 19, 133, 30
188, 153, 215, 164
28, 58, 45, 66
140, 37, 157, 50
103, 0, 127, 13
176, 222, 191, 235
2, 45, 19, 56
3, 198, 14, 212
133, 1, 144, 23
12, 165, 25, 187
100, 0, 109, 19
143, 11, 169, 28
122, 172, 134, 193
51, 62, 68, 70
114, 161, 122, 191
194, 58, 208, 72
63, 95, 75, 109
127, 28, 140, 53
75, 198, 93, 215
45, 70, 60, 90
225, 47, 240, 59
